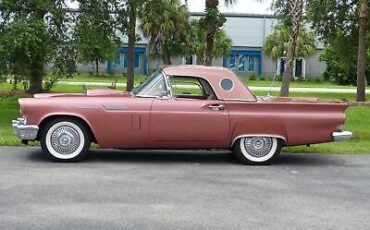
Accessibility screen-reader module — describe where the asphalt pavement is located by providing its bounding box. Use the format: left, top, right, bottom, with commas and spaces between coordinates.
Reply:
0, 146, 369, 230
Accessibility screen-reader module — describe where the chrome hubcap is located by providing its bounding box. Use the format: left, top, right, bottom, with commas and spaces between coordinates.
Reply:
50, 126, 80, 155
244, 137, 273, 158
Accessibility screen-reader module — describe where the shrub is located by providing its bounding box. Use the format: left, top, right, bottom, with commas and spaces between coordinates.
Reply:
248, 73, 258, 81
43, 75, 60, 93
0, 73, 9, 83
275, 75, 283, 82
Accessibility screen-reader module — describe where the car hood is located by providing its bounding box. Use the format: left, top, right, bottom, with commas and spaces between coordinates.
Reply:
33, 89, 130, 98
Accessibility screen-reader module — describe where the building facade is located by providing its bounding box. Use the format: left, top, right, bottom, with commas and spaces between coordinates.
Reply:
79, 12, 326, 79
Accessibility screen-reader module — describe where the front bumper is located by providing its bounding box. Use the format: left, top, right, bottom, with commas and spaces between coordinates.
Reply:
332, 130, 352, 141
12, 118, 39, 140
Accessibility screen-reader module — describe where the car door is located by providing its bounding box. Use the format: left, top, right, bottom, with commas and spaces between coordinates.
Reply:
150, 98, 229, 142
149, 76, 230, 142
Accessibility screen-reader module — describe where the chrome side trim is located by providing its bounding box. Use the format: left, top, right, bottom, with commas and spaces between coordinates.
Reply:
332, 131, 352, 141
103, 104, 128, 111
231, 134, 287, 147
12, 118, 39, 140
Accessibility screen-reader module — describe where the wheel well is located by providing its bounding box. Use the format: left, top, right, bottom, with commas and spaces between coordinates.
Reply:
37, 115, 97, 143
232, 135, 287, 148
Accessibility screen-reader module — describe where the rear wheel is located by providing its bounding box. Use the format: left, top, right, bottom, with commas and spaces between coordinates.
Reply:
233, 136, 282, 165
40, 118, 91, 162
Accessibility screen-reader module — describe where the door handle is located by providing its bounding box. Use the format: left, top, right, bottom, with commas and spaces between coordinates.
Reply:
208, 104, 225, 110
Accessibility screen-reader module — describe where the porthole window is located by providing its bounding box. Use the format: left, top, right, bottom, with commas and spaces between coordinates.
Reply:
220, 78, 234, 91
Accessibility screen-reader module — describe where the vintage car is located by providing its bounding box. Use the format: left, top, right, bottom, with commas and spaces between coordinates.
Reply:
12, 65, 352, 164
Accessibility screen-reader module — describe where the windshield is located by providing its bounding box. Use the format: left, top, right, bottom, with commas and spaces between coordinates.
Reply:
132, 70, 168, 97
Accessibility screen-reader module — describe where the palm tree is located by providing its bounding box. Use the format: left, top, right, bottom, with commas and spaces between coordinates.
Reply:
280, 0, 304, 97
263, 24, 316, 76
356, 0, 368, 102
139, 0, 189, 66
185, 20, 232, 65
126, 0, 141, 92
203, 0, 236, 66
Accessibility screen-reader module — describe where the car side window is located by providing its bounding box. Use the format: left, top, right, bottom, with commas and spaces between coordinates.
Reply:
134, 72, 168, 97
169, 76, 217, 100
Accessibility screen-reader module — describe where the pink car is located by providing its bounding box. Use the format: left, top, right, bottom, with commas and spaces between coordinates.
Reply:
12, 66, 352, 164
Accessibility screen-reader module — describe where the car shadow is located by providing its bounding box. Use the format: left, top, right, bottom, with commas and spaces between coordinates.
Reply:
26, 148, 346, 166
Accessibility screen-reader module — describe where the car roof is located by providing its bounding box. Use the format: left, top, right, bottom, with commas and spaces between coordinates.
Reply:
162, 65, 256, 101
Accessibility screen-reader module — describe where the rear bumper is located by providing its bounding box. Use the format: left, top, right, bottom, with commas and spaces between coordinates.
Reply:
332, 131, 352, 142
12, 118, 39, 141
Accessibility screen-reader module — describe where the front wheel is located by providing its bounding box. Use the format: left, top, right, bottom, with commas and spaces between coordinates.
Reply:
233, 136, 282, 165
40, 118, 91, 162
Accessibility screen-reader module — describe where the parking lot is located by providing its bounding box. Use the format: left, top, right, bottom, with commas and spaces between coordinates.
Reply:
0, 146, 369, 230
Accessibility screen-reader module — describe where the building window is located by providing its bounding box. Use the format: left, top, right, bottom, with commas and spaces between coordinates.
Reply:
115, 54, 120, 65
229, 55, 236, 70
278, 57, 305, 78
185, 55, 193, 65
124, 53, 140, 69
248, 56, 255, 71
238, 55, 246, 72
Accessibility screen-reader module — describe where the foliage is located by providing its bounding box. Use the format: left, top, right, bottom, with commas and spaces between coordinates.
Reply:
248, 73, 258, 81
320, 46, 370, 85
307, 0, 369, 101
185, 20, 232, 65
0, 0, 73, 93
263, 24, 316, 60
75, 0, 118, 76
307, 0, 370, 85
139, 0, 189, 65
202, 0, 235, 65
272, 0, 305, 96
110, 0, 147, 91
43, 74, 60, 92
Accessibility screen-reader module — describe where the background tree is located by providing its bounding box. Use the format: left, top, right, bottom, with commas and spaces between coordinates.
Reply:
185, 20, 232, 65
0, 0, 71, 93
75, 0, 117, 76
263, 24, 316, 75
122, 0, 145, 92
202, 0, 235, 66
356, 0, 368, 101
307, 0, 369, 101
139, 0, 189, 66
278, 0, 304, 97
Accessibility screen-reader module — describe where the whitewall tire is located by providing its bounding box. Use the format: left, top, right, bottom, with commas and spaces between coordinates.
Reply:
41, 118, 91, 162
233, 136, 282, 165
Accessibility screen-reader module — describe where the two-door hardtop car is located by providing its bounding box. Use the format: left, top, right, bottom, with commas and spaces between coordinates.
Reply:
12, 65, 352, 164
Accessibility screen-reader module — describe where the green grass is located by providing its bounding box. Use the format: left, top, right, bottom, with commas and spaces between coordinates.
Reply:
243, 79, 357, 89
51, 84, 126, 93
60, 74, 147, 83
253, 91, 360, 100
0, 96, 23, 145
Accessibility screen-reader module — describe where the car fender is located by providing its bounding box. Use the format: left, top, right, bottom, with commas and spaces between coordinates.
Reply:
37, 112, 96, 137
231, 119, 288, 147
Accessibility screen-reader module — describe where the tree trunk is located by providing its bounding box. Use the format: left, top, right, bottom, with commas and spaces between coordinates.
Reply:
162, 51, 171, 65
356, 0, 368, 102
280, 0, 304, 97
204, 0, 219, 66
127, 0, 136, 92
95, 59, 99, 76
28, 58, 44, 94
28, 9, 46, 94
205, 33, 215, 66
